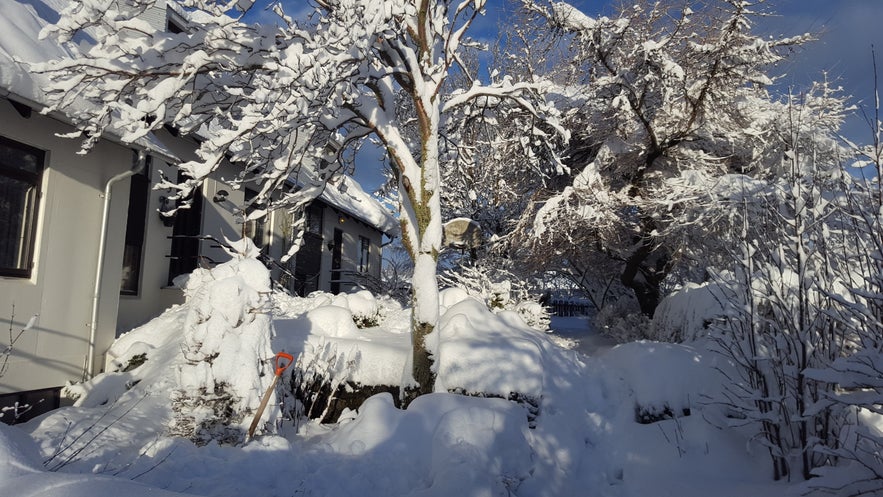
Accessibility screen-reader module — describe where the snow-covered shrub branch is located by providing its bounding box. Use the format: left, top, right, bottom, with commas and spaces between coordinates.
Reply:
439, 260, 550, 331
798, 77, 883, 494
708, 90, 859, 482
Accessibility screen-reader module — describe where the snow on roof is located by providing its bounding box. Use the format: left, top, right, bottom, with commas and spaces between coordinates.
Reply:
0, 0, 179, 162
311, 174, 399, 237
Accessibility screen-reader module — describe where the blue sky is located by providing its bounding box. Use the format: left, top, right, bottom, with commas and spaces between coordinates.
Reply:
477, 0, 883, 141
263, 1, 883, 190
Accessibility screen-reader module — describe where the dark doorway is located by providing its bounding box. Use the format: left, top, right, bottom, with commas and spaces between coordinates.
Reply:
293, 232, 322, 296
291, 202, 323, 296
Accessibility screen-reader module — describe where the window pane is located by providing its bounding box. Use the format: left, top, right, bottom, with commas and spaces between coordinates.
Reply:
0, 175, 36, 272
359, 236, 369, 273
120, 243, 142, 295
306, 203, 323, 235
121, 170, 148, 295
0, 138, 41, 176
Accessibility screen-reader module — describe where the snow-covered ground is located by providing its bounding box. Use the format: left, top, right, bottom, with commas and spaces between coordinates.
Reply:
0, 252, 807, 497
548, 315, 618, 356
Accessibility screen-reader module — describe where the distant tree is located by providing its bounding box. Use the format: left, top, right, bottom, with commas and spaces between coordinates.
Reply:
38, 0, 564, 397
500, 0, 812, 316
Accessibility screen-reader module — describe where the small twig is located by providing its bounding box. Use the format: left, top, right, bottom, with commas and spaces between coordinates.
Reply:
47, 393, 149, 471
129, 444, 179, 480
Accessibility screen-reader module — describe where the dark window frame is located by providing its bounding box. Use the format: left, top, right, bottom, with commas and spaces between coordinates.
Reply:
120, 156, 151, 296
0, 135, 44, 278
167, 172, 204, 286
358, 236, 370, 273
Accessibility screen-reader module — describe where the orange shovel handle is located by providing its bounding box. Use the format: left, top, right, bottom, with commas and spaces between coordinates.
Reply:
275, 352, 294, 376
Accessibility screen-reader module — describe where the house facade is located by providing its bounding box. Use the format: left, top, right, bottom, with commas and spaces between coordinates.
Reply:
0, 0, 397, 422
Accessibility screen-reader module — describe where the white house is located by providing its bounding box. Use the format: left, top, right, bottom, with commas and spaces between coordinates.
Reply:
0, 0, 397, 423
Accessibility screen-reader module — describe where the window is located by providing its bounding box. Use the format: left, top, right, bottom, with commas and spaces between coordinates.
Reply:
243, 188, 267, 249
120, 156, 150, 295
0, 136, 43, 278
305, 202, 323, 236
167, 171, 203, 286
358, 236, 370, 273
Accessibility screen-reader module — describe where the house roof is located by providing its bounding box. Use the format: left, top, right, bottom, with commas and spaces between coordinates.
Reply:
0, 0, 179, 161
2, 0, 399, 237
314, 175, 399, 237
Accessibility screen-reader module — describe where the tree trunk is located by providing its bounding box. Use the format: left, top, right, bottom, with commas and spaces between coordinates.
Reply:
620, 235, 669, 317
408, 253, 439, 400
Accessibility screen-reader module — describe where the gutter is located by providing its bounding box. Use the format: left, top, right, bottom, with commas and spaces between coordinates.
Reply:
85, 150, 147, 380
0, 92, 180, 164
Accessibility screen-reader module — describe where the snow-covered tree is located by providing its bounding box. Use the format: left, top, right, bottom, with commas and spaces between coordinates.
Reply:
501, 0, 811, 316
37, 0, 564, 397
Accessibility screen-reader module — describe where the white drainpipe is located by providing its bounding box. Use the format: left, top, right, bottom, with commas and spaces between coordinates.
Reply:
86, 151, 147, 380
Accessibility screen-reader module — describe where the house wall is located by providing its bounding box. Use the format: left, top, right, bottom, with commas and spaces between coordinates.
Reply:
0, 99, 134, 394
115, 155, 182, 334
116, 133, 259, 335
200, 165, 250, 265
317, 204, 384, 294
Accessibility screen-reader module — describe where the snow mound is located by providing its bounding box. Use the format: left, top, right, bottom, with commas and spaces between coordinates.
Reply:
603, 341, 713, 418
326, 392, 533, 495
651, 281, 728, 342
0, 423, 42, 479
435, 299, 546, 399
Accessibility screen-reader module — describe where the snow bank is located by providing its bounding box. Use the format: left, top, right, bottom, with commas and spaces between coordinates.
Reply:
435, 298, 546, 399
0, 423, 42, 479
1, 422, 192, 497
651, 281, 728, 342
324, 393, 533, 496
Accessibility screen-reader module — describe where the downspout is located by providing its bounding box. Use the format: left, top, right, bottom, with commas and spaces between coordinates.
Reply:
86, 150, 147, 380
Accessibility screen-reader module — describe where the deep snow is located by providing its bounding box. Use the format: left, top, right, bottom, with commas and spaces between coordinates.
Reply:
0, 254, 804, 497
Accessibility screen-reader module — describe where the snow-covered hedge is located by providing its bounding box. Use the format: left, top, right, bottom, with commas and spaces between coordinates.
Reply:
64, 239, 280, 445
438, 265, 551, 331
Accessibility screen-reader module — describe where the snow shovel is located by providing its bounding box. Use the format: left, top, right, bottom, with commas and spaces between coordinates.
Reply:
246, 351, 294, 441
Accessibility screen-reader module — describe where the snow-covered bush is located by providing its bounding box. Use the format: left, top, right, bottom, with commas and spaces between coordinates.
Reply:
168, 238, 277, 445
593, 297, 650, 343
439, 263, 550, 331
650, 280, 729, 343
514, 301, 551, 332
797, 108, 883, 494
705, 100, 855, 480
333, 290, 396, 329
